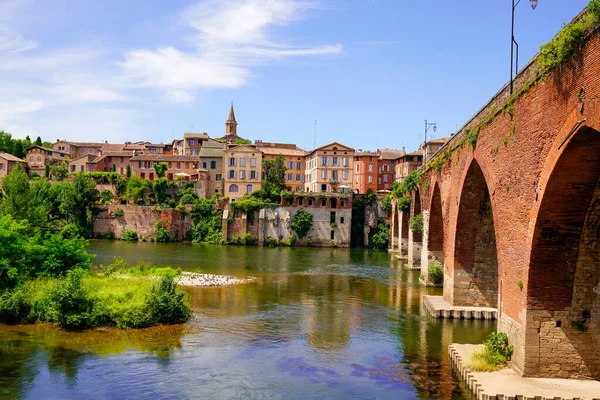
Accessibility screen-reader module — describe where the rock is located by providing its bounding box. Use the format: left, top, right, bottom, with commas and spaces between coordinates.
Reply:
175, 272, 256, 287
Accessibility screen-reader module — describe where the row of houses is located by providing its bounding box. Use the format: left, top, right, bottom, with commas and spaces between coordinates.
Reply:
0, 104, 450, 200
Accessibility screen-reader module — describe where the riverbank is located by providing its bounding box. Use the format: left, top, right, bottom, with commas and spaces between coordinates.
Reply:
176, 272, 256, 287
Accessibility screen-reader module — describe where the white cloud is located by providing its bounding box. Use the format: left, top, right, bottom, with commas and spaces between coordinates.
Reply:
0, 23, 37, 52
121, 0, 342, 102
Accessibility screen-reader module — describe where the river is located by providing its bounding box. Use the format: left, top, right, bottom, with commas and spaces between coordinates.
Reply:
0, 242, 495, 399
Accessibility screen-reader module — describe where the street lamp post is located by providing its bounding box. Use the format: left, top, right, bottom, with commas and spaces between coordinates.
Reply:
424, 120, 437, 163
511, 0, 539, 94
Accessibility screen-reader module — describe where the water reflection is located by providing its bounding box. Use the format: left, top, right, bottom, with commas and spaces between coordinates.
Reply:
0, 243, 495, 399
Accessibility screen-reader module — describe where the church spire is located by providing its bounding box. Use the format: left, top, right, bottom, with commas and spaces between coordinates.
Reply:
225, 102, 237, 135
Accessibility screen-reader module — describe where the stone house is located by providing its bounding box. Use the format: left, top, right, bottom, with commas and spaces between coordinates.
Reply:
0, 152, 27, 179
377, 148, 404, 192
25, 145, 69, 174
255, 141, 306, 192
394, 150, 423, 182
353, 151, 378, 194
223, 144, 262, 200
129, 154, 205, 181
182, 133, 209, 156
304, 142, 354, 193
199, 138, 225, 197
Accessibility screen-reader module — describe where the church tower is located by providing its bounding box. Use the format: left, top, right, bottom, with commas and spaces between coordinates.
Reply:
225, 102, 238, 138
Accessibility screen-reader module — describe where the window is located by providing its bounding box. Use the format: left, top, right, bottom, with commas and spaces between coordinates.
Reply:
177, 162, 181, 169
228, 157, 236, 167
368, 176, 373, 183
70, 165, 75, 172
321, 170, 327, 179
216, 174, 222, 181
322, 199, 327, 207
141, 172, 145, 179
202, 162, 207, 168
229, 184, 239, 193
308, 198, 313, 206
210, 161, 216, 169
321, 157, 328, 166
149, 173, 155, 181
140, 161, 145, 169
356, 164, 359, 172
228, 170, 236, 179
298, 197, 304, 206
250, 171, 258, 179
383, 175, 388, 183
343, 158, 348, 167
189, 139, 195, 146
81, 166, 84, 172
342, 170, 348, 180
332, 157, 338, 166
37, 156, 41, 163
378, 178, 382, 184
29, 155, 33, 162
330, 212, 336, 224
330, 230, 335, 240
167, 173, 173, 180
246, 184, 253, 193
240, 170, 245, 179
321, 184, 327, 191
250, 158, 256, 167
88, 149, 92, 154
240, 158, 246, 167
331, 170, 338, 180
355, 176, 359, 183
168, 162, 172, 168
369, 156, 373, 162
368, 164, 373, 172
340, 217, 344, 224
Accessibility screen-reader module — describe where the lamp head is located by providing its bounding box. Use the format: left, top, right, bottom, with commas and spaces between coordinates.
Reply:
530, 0, 538, 9
433, 124, 437, 133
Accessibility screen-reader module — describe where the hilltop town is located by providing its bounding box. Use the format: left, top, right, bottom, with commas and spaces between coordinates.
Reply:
0, 104, 449, 200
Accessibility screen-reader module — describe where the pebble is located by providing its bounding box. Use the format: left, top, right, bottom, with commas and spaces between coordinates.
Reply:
176, 272, 256, 287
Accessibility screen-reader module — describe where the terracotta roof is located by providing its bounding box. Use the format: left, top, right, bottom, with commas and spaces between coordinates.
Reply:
426, 137, 451, 144
70, 154, 97, 163
130, 154, 200, 162
183, 132, 209, 139
307, 141, 355, 156
199, 147, 224, 158
259, 147, 306, 157
404, 150, 424, 157
69, 142, 105, 148
379, 149, 405, 160
0, 152, 26, 162
99, 143, 125, 152
26, 145, 53, 152
353, 151, 377, 157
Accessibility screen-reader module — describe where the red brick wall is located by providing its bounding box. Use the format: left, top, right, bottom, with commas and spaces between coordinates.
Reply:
418, 26, 600, 376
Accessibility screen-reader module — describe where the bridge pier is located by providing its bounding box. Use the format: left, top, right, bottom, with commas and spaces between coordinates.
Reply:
407, 227, 421, 270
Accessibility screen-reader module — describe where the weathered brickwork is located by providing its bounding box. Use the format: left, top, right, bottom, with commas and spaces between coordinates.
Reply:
93, 205, 193, 241
410, 27, 600, 377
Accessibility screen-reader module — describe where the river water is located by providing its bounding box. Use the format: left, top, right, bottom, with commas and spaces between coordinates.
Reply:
0, 242, 495, 399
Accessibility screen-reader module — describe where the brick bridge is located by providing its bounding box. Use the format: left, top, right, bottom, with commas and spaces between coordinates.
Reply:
389, 17, 600, 379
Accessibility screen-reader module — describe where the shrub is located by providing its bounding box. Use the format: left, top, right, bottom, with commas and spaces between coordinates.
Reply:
466, 332, 514, 372
368, 219, 390, 250
397, 196, 411, 213
114, 208, 124, 217
409, 213, 423, 233
428, 262, 443, 284
147, 276, 191, 325
154, 221, 171, 243
291, 209, 313, 238
100, 189, 114, 204
121, 230, 138, 242
381, 194, 392, 217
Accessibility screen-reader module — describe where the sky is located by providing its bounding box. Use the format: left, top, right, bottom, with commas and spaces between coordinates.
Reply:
0, 0, 591, 152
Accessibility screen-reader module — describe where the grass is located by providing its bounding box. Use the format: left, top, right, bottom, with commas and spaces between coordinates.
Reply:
0, 264, 191, 329
464, 347, 508, 372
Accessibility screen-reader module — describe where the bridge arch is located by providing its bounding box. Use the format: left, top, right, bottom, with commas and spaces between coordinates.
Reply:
407, 188, 423, 268
523, 110, 600, 378
427, 181, 444, 265
451, 157, 499, 308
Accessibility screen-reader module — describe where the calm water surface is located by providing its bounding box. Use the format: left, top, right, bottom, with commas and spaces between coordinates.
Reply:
0, 242, 495, 399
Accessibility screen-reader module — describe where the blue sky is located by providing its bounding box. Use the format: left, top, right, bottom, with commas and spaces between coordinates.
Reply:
0, 0, 590, 152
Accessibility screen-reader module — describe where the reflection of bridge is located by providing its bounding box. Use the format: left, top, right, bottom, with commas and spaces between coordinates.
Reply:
390, 13, 600, 379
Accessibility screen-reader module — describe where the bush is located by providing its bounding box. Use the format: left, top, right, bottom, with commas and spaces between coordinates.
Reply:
100, 189, 114, 204
381, 194, 392, 217
466, 332, 514, 372
121, 230, 138, 242
428, 262, 443, 284
291, 209, 313, 238
154, 221, 171, 243
114, 208, 124, 217
409, 213, 423, 233
147, 276, 191, 325
368, 219, 390, 250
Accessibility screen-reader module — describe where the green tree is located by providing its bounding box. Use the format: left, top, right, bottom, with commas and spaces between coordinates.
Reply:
60, 173, 99, 235
111, 164, 116, 172
291, 209, 313, 238
0, 164, 35, 223
262, 155, 287, 201
50, 161, 68, 181
44, 164, 50, 178
154, 162, 168, 179
13, 141, 24, 159
126, 164, 131, 178
126, 176, 150, 204
34, 136, 43, 146
153, 178, 167, 204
